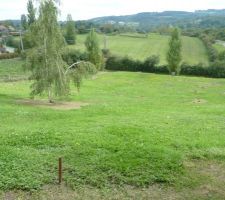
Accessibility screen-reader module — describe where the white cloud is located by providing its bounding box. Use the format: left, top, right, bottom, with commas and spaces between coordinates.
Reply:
0, 0, 225, 20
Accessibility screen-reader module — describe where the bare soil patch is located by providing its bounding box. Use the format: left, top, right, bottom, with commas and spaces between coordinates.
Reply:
192, 98, 207, 104
16, 99, 89, 110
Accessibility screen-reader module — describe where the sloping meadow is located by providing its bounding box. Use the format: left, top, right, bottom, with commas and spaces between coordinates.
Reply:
0, 70, 225, 190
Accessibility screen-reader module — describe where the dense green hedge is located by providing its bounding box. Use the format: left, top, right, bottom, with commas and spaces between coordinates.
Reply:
105, 55, 225, 78
0, 53, 19, 60
106, 55, 168, 73
180, 62, 225, 78
199, 34, 218, 62
62, 48, 88, 65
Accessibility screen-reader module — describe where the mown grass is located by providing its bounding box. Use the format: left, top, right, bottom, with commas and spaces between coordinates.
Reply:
0, 60, 225, 192
0, 59, 25, 78
72, 33, 209, 65
213, 43, 225, 53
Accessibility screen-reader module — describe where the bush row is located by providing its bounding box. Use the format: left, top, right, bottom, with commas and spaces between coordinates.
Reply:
180, 62, 225, 78
199, 34, 218, 62
0, 53, 19, 60
106, 55, 168, 73
105, 55, 225, 78
62, 48, 88, 65
58, 48, 225, 78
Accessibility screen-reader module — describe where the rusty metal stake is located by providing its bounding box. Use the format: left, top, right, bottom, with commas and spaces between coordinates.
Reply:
58, 157, 62, 185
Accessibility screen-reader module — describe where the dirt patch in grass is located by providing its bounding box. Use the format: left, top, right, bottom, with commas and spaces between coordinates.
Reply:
192, 98, 207, 104
16, 99, 89, 110
182, 160, 225, 199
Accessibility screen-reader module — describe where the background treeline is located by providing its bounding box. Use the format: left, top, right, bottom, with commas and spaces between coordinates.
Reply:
61, 49, 225, 78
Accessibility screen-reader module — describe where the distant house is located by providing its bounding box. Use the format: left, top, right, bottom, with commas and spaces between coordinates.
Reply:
118, 21, 125, 26
0, 25, 9, 34
107, 20, 116, 25
8, 26, 15, 32
0, 45, 7, 53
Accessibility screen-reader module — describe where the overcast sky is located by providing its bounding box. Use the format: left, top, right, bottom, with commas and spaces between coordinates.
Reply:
0, 0, 225, 21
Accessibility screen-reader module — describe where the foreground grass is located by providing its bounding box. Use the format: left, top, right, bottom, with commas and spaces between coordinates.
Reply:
72, 33, 209, 65
0, 58, 225, 195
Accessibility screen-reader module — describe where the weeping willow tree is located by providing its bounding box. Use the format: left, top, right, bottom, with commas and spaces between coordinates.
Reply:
66, 62, 97, 92
26, 0, 96, 102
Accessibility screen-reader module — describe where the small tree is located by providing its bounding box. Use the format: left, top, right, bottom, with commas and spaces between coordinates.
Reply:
167, 28, 182, 75
65, 14, 76, 45
85, 28, 104, 70
21, 14, 28, 30
26, 0, 97, 102
26, 0, 68, 103
27, 0, 36, 26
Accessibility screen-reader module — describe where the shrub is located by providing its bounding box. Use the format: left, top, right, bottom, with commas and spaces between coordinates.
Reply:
141, 55, 160, 72
102, 49, 111, 58
199, 34, 218, 62
180, 63, 208, 77
6, 36, 20, 49
153, 65, 169, 74
62, 48, 88, 65
106, 55, 225, 78
208, 61, 225, 78
180, 62, 225, 78
218, 51, 225, 61
106, 55, 161, 73
0, 53, 19, 60
106, 56, 142, 71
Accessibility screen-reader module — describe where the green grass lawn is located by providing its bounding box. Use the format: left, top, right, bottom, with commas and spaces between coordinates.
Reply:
0, 60, 225, 196
72, 33, 209, 65
0, 59, 28, 80
213, 43, 225, 53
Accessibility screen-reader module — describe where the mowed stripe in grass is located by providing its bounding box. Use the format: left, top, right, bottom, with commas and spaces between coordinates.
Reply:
72, 33, 209, 65
0, 61, 225, 190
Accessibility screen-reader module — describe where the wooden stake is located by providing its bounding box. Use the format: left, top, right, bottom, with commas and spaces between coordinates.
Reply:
58, 157, 62, 184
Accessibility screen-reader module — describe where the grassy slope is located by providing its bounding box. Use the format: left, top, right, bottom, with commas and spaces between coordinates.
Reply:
72, 33, 209, 65
0, 59, 25, 78
213, 43, 225, 53
0, 60, 225, 191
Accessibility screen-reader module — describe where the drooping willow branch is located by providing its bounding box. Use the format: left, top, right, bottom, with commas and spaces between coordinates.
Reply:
65, 61, 97, 92
65, 61, 91, 75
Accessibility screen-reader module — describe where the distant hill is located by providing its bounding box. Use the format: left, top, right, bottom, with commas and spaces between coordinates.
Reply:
89, 9, 225, 30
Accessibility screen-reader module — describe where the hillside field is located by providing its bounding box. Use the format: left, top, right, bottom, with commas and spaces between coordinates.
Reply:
72, 33, 209, 65
213, 42, 225, 53
0, 59, 225, 199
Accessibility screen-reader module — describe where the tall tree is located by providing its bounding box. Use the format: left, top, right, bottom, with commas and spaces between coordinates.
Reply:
167, 28, 182, 75
85, 28, 104, 70
65, 14, 76, 45
26, 0, 68, 103
21, 14, 28, 30
26, 0, 96, 102
27, 0, 36, 26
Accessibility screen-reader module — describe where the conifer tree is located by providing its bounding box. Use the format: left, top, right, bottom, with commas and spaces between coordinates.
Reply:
167, 28, 182, 75
85, 28, 104, 70
65, 14, 76, 45
27, 0, 36, 26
